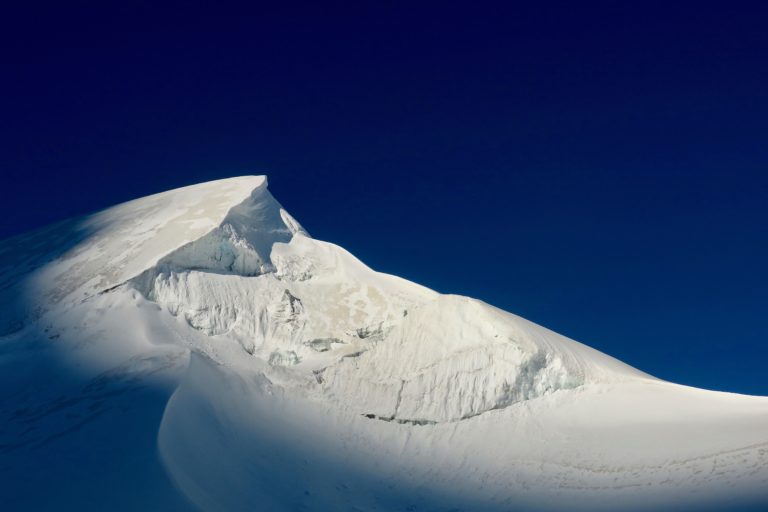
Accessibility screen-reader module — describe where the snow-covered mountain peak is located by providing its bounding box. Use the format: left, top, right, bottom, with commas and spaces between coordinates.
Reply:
1, 177, 767, 512
0, 175, 294, 335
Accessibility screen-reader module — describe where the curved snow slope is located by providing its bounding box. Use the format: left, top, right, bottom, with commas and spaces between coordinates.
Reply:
1, 176, 767, 512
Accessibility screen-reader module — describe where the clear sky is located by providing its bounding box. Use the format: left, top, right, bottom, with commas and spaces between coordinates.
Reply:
2, 2, 767, 395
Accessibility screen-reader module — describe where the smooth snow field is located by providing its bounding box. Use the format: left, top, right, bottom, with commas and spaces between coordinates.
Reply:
1, 176, 766, 511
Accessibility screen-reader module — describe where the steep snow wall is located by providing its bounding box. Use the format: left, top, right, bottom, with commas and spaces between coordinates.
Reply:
320, 294, 647, 423
131, 234, 430, 370
132, 178, 306, 283
128, 185, 645, 424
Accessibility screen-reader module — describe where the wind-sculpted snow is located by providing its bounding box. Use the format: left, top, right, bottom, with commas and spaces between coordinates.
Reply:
133, 234, 432, 366
134, 229, 605, 423
133, 180, 306, 281
321, 295, 647, 423
0, 176, 266, 336
1, 176, 767, 511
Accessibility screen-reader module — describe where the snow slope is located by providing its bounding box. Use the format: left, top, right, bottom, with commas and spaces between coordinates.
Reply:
1, 176, 766, 511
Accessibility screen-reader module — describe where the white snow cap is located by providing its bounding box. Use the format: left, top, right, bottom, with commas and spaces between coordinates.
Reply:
1, 175, 766, 512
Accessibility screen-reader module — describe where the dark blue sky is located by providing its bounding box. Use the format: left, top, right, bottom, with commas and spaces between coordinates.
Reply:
2, 2, 767, 394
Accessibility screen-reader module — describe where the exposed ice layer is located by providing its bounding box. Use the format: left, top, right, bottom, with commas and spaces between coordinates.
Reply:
152, 223, 268, 276
321, 295, 639, 423
127, 183, 318, 356
132, 234, 432, 368
142, 262, 593, 421
130, 197, 639, 423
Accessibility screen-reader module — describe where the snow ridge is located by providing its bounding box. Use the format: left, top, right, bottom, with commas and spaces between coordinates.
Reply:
125, 181, 639, 425
1, 176, 767, 512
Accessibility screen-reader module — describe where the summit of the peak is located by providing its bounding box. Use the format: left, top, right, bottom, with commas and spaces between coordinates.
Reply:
139, 175, 268, 204
0, 174, 302, 335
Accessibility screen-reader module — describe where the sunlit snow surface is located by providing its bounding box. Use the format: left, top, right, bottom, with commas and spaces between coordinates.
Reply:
1, 176, 766, 511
